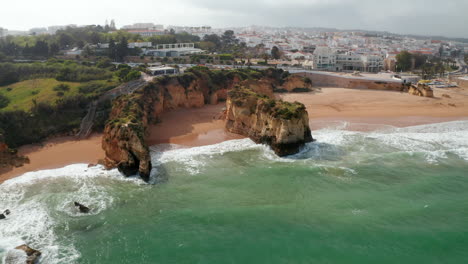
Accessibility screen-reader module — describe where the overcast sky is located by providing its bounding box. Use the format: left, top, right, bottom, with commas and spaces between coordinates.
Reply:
2, 0, 467, 38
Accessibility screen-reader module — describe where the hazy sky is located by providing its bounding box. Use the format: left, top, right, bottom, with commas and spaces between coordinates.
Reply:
2, 0, 468, 38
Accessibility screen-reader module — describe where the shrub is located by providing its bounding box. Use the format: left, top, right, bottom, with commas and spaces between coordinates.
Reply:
31, 90, 39, 95
56, 91, 65, 97
291, 87, 311, 93
78, 82, 115, 95
53, 84, 70, 92
0, 94, 10, 109
96, 58, 112, 69
124, 70, 141, 82
0, 95, 92, 147
273, 88, 288, 93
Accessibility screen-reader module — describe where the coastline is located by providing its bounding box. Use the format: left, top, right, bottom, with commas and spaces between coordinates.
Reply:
2, 86, 467, 183
0, 134, 104, 184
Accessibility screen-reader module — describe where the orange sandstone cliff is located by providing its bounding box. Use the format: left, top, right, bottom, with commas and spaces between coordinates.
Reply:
102, 67, 314, 180
226, 87, 313, 156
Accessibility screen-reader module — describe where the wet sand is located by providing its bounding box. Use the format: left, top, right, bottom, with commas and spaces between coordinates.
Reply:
2, 86, 468, 183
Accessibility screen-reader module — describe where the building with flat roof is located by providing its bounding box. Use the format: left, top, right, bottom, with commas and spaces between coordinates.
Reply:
128, 42, 153, 48
148, 66, 179, 76
144, 43, 203, 57
312, 46, 384, 72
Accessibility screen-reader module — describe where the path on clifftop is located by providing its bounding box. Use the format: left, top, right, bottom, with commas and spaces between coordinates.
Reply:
76, 75, 150, 139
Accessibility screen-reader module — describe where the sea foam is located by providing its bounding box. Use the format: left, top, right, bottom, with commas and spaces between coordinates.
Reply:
0, 164, 135, 264
1, 120, 467, 263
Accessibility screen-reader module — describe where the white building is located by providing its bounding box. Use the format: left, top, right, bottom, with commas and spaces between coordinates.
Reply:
65, 48, 83, 56
148, 66, 179, 76
122, 23, 164, 30
144, 43, 203, 57
312, 46, 337, 71
128, 42, 153, 48
312, 46, 384, 72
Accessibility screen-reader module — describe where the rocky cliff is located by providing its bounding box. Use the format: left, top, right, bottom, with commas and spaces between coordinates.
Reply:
408, 83, 434, 97
225, 86, 313, 156
281, 75, 313, 92
0, 134, 29, 170
102, 67, 314, 180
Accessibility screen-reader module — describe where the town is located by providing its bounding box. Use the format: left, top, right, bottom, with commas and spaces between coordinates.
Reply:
1, 21, 467, 88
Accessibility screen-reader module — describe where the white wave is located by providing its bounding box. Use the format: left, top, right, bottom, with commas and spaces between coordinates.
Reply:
150, 139, 261, 175
0, 120, 465, 263
310, 120, 468, 164
0, 164, 134, 264
147, 120, 468, 173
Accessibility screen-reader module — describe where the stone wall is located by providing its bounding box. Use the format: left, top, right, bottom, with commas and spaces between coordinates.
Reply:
294, 72, 404, 91
455, 77, 468, 88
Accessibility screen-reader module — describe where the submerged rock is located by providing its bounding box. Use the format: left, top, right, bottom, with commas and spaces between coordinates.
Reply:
4, 244, 42, 264
74, 202, 90, 213
0, 209, 11, 220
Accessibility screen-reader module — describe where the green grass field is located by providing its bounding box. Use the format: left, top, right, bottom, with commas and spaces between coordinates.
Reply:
0, 78, 118, 112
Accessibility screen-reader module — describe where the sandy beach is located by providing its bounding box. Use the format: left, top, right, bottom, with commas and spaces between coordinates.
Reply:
280, 86, 468, 131
146, 104, 245, 147
2, 86, 467, 183
0, 134, 104, 183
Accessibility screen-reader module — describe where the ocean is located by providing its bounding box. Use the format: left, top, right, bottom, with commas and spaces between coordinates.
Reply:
1, 121, 468, 264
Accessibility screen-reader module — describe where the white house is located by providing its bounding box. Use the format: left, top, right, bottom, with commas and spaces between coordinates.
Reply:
128, 42, 153, 48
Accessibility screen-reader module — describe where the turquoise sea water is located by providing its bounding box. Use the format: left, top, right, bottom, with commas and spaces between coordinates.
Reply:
1, 121, 468, 264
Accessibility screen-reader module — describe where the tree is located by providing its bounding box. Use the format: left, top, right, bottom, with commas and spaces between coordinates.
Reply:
396, 51, 412, 72
96, 57, 112, 68
413, 53, 427, 69
116, 37, 129, 62
203, 34, 221, 48
0, 94, 10, 109
32, 40, 49, 57
58, 33, 73, 49
221, 30, 238, 47
108, 38, 117, 61
49, 43, 60, 56
82, 44, 95, 57
271, 46, 281, 60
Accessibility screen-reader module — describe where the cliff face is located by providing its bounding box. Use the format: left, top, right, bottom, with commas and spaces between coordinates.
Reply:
0, 135, 29, 169
225, 87, 313, 156
281, 75, 313, 92
408, 84, 434, 97
102, 67, 314, 180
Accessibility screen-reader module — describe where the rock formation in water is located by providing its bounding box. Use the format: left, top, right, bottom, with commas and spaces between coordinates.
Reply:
4, 245, 42, 264
225, 86, 313, 156
102, 67, 314, 179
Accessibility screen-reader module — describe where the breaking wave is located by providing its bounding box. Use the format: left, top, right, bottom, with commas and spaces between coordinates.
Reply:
1, 120, 467, 263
